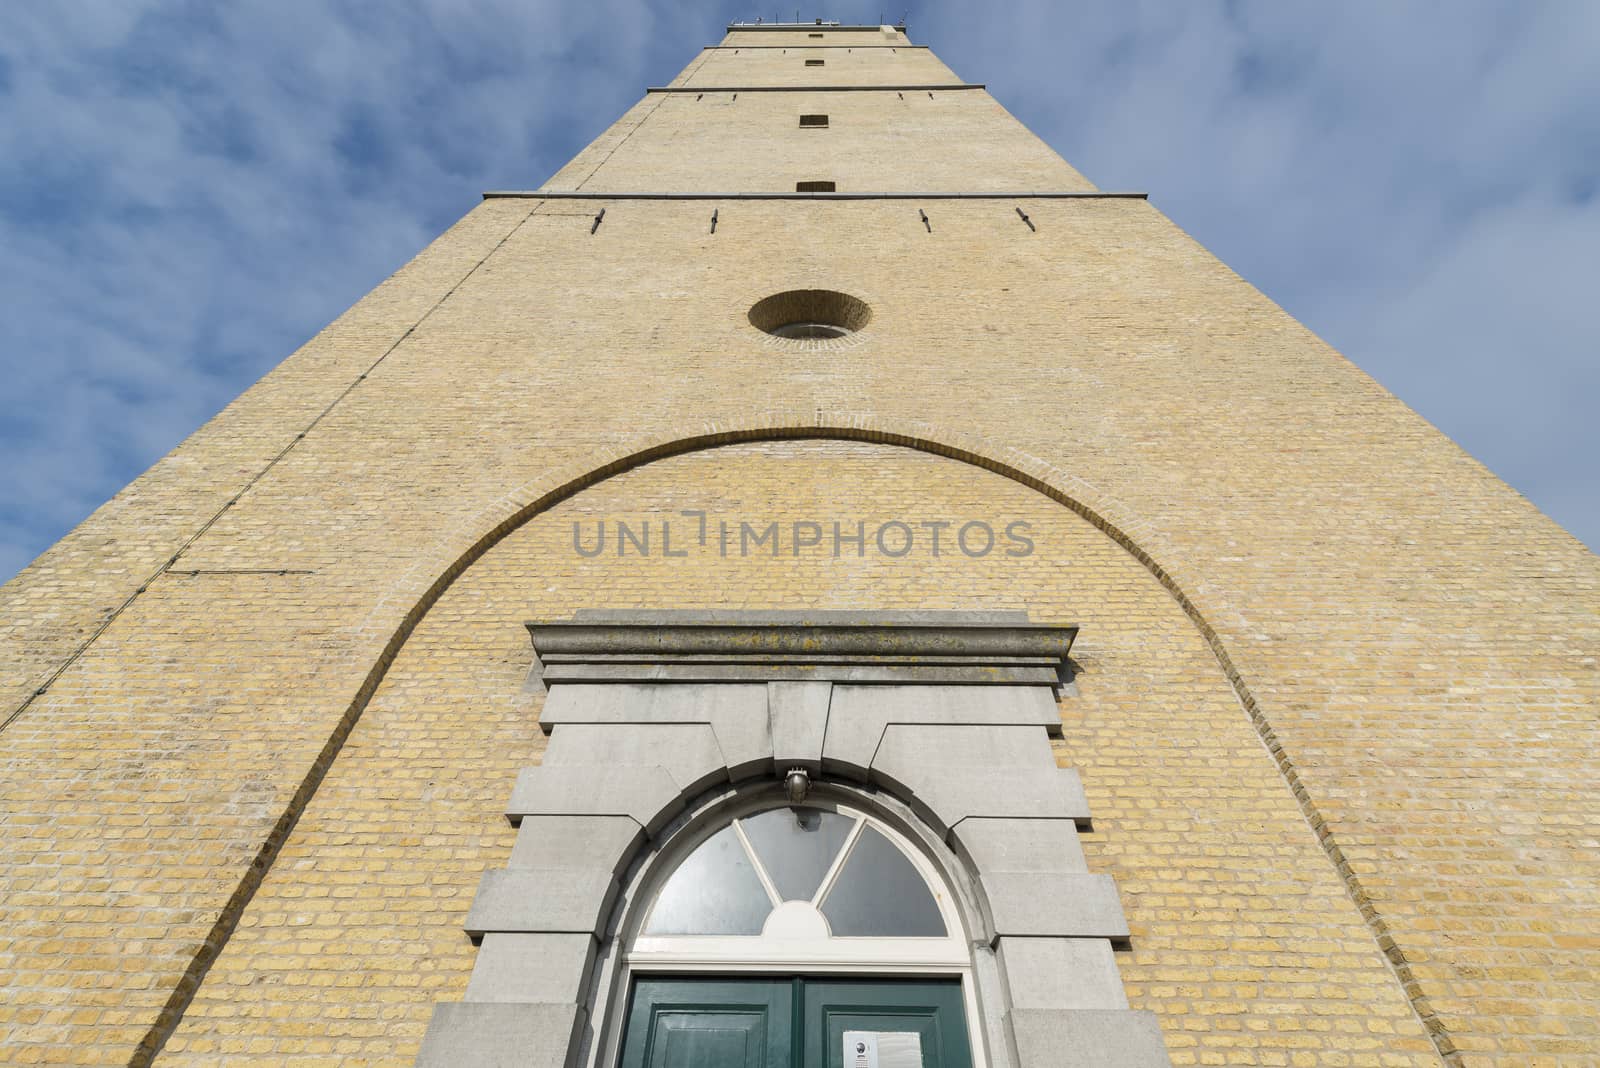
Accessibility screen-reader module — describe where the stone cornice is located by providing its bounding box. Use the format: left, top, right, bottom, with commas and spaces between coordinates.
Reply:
483, 191, 1146, 201
526, 610, 1076, 686
645, 83, 982, 93
725, 24, 906, 32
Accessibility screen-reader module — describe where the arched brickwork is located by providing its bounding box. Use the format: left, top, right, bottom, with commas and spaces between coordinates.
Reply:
147, 416, 1438, 1065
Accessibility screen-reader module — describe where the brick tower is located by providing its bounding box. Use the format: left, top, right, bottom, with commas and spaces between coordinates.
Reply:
2, 19, 1596, 1068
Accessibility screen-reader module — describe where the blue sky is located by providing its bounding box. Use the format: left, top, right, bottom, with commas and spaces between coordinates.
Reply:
1, 1, 1597, 584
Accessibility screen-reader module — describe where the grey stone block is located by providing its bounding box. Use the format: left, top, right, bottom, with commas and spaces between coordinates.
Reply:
904, 769, 1091, 835
540, 682, 772, 781
981, 873, 1128, 940
541, 681, 763, 726
507, 764, 684, 836
824, 686, 1065, 779
544, 722, 728, 795
465, 933, 597, 1005
510, 816, 643, 876
996, 937, 1129, 1011
871, 725, 1063, 831
711, 713, 778, 782
834, 684, 1061, 730
769, 680, 830, 774
819, 712, 885, 782
464, 866, 619, 937
873, 724, 1059, 785
414, 1001, 582, 1068
951, 818, 1087, 875
1007, 1009, 1172, 1068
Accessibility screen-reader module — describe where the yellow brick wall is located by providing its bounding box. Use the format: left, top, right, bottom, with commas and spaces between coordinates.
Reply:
669, 45, 961, 88
158, 441, 1438, 1066
545, 91, 1095, 194
1, 20, 1596, 1068
0, 200, 527, 727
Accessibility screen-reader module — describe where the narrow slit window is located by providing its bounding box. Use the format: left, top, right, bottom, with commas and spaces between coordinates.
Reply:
808, 32, 823, 38
796, 181, 836, 192
805, 58, 825, 67
799, 114, 829, 128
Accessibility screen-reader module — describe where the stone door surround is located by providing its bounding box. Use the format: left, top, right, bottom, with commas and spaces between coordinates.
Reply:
416, 611, 1171, 1068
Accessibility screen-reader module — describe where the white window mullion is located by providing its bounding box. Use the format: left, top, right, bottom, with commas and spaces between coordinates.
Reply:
810, 815, 865, 907
730, 818, 783, 908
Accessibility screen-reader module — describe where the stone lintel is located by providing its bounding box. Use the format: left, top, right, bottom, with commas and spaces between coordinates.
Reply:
526, 610, 1075, 688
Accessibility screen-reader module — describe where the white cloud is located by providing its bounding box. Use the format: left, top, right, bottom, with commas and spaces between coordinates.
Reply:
1, 0, 1595, 585
920, 0, 1600, 547
0, 0, 691, 579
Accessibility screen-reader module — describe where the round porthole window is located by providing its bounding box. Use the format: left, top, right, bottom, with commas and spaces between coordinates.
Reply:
748, 289, 872, 342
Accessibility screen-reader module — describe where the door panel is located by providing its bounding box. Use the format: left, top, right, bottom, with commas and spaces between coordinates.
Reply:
804, 979, 972, 1068
621, 979, 793, 1068
653, 1012, 772, 1067
620, 977, 973, 1068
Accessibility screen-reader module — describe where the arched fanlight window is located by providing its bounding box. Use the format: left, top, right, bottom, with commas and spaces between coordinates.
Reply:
628, 804, 968, 969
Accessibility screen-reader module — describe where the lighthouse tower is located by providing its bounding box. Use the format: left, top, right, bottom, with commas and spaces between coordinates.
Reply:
1, 19, 1596, 1068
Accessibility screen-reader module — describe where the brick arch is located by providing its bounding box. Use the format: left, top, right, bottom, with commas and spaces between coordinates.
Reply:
353, 410, 1430, 1059
344, 407, 1285, 876
159, 411, 1421, 1065
365, 408, 1257, 729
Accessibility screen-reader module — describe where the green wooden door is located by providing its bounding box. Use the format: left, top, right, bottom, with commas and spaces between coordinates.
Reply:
804, 979, 972, 1068
621, 979, 792, 1068
620, 977, 972, 1068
